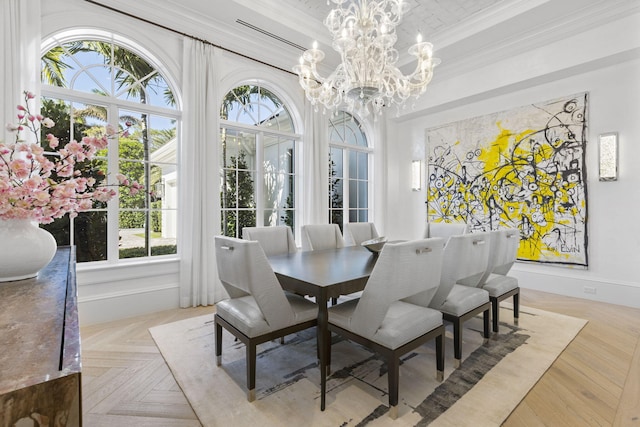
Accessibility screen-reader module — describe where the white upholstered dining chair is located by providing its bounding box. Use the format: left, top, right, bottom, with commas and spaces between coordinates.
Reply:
405, 232, 491, 368
301, 224, 345, 251
344, 222, 380, 246
213, 236, 318, 401
242, 225, 297, 256
423, 221, 469, 240
476, 228, 521, 332
325, 238, 445, 419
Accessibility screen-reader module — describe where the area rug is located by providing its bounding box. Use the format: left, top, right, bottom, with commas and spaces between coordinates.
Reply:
149, 304, 586, 426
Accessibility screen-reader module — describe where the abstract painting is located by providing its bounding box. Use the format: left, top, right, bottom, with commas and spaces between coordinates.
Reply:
425, 93, 588, 267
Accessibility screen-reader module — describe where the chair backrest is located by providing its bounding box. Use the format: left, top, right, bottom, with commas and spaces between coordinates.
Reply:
301, 224, 345, 251
214, 236, 294, 330
476, 228, 520, 285
476, 229, 503, 287
242, 226, 297, 256
428, 232, 491, 308
344, 222, 380, 246
492, 228, 520, 276
350, 238, 444, 339
425, 221, 469, 240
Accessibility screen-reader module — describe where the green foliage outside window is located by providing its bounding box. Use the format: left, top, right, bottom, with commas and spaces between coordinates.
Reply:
329, 155, 343, 228
221, 150, 256, 237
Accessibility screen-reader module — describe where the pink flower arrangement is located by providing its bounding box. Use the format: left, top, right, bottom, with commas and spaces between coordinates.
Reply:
0, 91, 141, 223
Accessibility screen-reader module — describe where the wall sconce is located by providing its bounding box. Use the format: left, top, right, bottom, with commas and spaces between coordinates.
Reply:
598, 132, 618, 181
411, 160, 422, 191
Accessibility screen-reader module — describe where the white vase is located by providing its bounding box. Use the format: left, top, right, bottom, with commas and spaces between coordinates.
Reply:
0, 218, 57, 282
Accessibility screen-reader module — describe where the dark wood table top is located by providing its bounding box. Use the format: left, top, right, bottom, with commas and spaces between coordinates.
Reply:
268, 246, 377, 296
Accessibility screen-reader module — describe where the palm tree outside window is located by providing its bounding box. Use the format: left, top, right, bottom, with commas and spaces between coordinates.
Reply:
219, 84, 299, 238
40, 35, 179, 262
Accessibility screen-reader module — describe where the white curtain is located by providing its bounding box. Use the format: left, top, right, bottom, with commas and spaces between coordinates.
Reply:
1, 0, 41, 144
179, 38, 222, 307
303, 102, 329, 225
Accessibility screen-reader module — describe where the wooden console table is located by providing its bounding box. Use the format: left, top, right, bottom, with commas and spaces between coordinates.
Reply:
0, 246, 81, 426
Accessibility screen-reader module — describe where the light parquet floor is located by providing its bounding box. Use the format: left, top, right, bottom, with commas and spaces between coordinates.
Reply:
80, 306, 214, 426
504, 290, 640, 427
80, 289, 640, 426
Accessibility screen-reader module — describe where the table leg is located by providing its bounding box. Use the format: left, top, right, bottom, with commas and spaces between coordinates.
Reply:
319, 289, 328, 411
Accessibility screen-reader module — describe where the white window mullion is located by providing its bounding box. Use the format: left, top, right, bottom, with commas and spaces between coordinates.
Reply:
342, 149, 350, 228
255, 132, 264, 227
368, 152, 374, 223
294, 138, 302, 240
107, 105, 120, 262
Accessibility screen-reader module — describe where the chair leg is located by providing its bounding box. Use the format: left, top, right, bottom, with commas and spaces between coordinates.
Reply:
247, 342, 256, 402
387, 356, 400, 419
491, 297, 500, 333
513, 291, 520, 325
453, 319, 462, 368
215, 320, 223, 366
436, 332, 444, 382
483, 308, 490, 340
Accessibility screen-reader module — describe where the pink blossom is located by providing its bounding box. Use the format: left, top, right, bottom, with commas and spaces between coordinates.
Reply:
116, 174, 129, 185
84, 135, 108, 150
9, 159, 30, 179
16, 143, 30, 152
78, 198, 93, 211
33, 191, 50, 203
129, 182, 143, 195
56, 163, 74, 177
65, 141, 86, 159
46, 134, 59, 148
24, 176, 42, 189
30, 144, 44, 155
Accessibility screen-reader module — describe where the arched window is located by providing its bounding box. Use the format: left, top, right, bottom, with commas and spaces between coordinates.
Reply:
41, 34, 179, 263
220, 84, 299, 238
328, 111, 371, 230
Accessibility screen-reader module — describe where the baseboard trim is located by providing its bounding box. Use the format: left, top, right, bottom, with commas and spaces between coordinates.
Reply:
79, 285, 180, 325
512, 268, 640, 309
78, 283, 178, 303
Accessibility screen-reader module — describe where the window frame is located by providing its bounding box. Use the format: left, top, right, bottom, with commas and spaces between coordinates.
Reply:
328, 111, 373, 229
219, 83, 302, 238
40, 33, 181, 265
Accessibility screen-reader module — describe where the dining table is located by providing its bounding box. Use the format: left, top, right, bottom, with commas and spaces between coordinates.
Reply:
268, 245, 378, 410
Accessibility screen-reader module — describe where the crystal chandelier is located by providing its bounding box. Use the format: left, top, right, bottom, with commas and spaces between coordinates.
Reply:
293, 0, 440, 117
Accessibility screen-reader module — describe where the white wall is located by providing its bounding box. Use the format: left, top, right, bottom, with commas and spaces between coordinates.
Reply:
385, 13, 640, 308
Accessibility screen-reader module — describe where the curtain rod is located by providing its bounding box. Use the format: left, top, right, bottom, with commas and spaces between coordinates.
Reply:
83, 0, 296, 76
